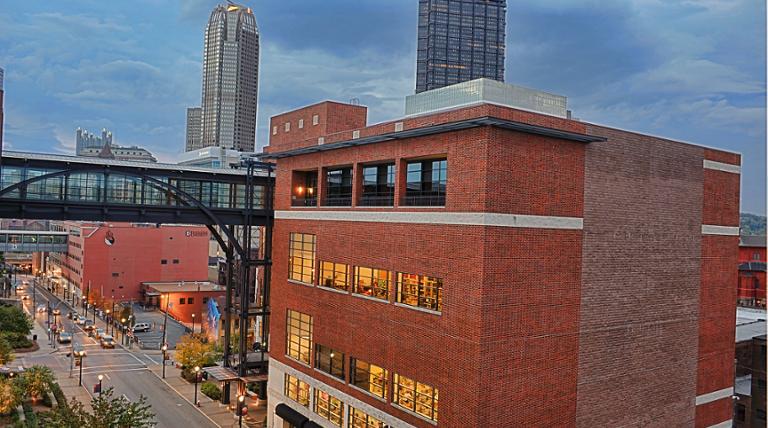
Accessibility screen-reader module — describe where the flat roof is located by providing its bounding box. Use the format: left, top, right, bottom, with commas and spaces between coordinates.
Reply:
736, 320, 767, 343
259, 115, 606, 160
740, 235, 766, 248
142, 281, 224, 293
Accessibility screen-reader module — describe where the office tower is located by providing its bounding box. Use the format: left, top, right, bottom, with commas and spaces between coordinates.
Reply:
198, 3, 259, 152
76, 128, 113, 155
186, 107, 202, 151
0, 67, 4, 161
415, 0, 506, 93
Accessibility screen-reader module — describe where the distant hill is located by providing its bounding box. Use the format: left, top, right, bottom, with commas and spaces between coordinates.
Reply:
741, 213, 766, 236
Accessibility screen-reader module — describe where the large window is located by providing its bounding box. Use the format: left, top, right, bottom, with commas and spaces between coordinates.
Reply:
349, 407, 387, 428
404, 159, 447, 206
286, 309, 313, 364
324, 167, 353, 206
360, 163, 395, 206
393, 374, 438, 422
284, 374, 310, 407
289, 233, 316, 284
320, 261, 349, 291
350, 358, 388, 399
396, 273, 443, 312
314, 389, 344, 427
315, 344, 344, 380
292, 170, 318, 207
353, 267, 390, 300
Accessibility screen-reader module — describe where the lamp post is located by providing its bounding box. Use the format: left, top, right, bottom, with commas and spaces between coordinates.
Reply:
161, 344, 168, 379
77, 351, 84, 386
105, 309, 111, 334
120, 318, 126, 345
238, 395, 245, 428
191, 313, 196, 334
97, 374, 103, 396
193, 366, 201, 407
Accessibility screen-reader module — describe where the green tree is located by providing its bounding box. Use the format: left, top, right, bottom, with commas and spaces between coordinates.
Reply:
21, 366, 55, 401
0, 376, 22, 416
0, 337, 15, 365
40, 388, 155, 428
38, 396, 88, 427
0, 306, 32, 335
175, 333, 217, 369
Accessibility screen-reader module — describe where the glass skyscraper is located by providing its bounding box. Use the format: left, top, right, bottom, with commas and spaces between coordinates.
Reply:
415, 0, 506, 94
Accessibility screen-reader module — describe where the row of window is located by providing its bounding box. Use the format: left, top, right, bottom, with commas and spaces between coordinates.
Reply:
160, 259, 180, 265
292, 158, 447, 208
289, 233, 444, 312
286, 374, 386, 428
273, 114, 320, 135
285, 310, 439, 424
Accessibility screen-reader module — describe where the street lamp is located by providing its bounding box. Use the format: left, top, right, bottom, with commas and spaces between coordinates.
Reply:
77, 351, 85, 386
193, 366, 201, 407
105, 309, 111, 334
191, 313, 196, 334
238, 395, 246, 427
97, 374, 103, 396
120, 318, 126, 345
161, 344, 168, 379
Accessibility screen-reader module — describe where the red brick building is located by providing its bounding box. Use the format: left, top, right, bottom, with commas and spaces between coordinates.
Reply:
142, 281, 225, 324
261, 95, 740, 427
738, 235, 766, 307
48, 222, 210, 306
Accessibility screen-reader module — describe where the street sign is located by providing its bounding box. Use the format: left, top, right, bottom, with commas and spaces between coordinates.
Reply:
93, 383, 101, 394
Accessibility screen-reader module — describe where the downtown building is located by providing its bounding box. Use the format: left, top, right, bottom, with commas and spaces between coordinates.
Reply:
75, 128, 157, 163
260, 80, 741, 427
416, 0, 506, 93
186, 3, 260, 153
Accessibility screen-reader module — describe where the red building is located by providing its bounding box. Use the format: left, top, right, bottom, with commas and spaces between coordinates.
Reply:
142, 281, 225, 324
738, 235, 767, 307
48, 222, 210, 306
262, 91, 740, 427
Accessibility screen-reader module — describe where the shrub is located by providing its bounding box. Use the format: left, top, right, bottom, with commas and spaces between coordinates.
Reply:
20, 367, 55, 402
0, 338, 14, 365
0, 307, 32, 335
21, 401, 37, 428
200, 382, 221, 401
50, 384, 66, 410
0, 377, 22, 416
40, 393, 52, 408
0, 333, 32, 350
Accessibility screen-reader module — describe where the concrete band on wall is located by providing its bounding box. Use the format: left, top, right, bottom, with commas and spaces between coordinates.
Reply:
695, 386, 734, 405
703, 159, 741, 174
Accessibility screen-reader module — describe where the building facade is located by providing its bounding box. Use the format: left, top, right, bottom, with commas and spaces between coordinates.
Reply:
416, 0, 506, 93
196, 3, 259, 152
76, 128, 113, 155
79, 144, 157, 163
261, 86, 740, 427
48, 222, 209, 305
738, 235, 767, 307
1, 67, 4, 160
178, 146, 243, 169
186, 107, 203, 151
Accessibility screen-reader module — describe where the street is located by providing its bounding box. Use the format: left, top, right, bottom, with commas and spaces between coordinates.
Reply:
15, 274, 218, 428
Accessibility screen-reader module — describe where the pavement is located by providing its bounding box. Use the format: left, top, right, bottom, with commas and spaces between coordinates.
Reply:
14, 274, 264, 427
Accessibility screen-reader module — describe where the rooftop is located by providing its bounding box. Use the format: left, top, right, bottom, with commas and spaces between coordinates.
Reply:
740, 235, 766, 248
735, 375, 752, 396
143, 281, 224, 293
735, 320, 767, 343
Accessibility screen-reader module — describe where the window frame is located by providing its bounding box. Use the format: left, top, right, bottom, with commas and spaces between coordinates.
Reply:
353, 267, 390, 301
404, 158, 447, 207
286, 309, 313, 365
349, 406, 387, 428
284, 374, 310, 407
319, 261, 350, 291
314, 344, 345, 380
313, 389, 344, 427
396, 272, 443, 312
360, 163, 395, 206
393, 373, 438, 422
289, 233, 316, 284
350, 358, 388, 399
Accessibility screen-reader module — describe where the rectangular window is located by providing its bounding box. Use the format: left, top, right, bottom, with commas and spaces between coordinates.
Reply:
314, 344, 344, 380
284, 122, 291, 132
319, 261, 349, 291
187, 297, 194, 305
393, 374, 438, 422
161, 259, 168, 265
272, 126, 277, 135
313, 389, 343, 427
179, 298, 186, 305
289, 233, 316, 284
111, 273, 119, 277
404, 159, 447, 206
286, 309, 313, 364
397, 273, 443, 312
284, 374, 310, 407
353, 267, 390, 300
350, 358, 388, 399
324, 167, 353, 206
360, 164, 395, 206
349, 406, 387, 428
754, 252, 761, 260
298, 119, 304, 129
312, 114, 319, 125
172, 259, 179, 264
292, 171, 318, 207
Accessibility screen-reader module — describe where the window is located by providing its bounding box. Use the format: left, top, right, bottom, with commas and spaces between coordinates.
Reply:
397, 273, 443, 312
755, 252, 762, 260
393, 374, 438, 422
298, 119, 304, 129
292, 171, 318, 207
320, 261, 349, 291
161, 259, 168, 265
172, 259, 179, 264
285, 122, 291, 132
312, 114, 319, 125
289, 233, 316, 284
314, 389, 343, 427
360, 164, 395, 206
324, 167, 353, 206
286, 309, 313, 364
315, 344, 344, 380
404, 159, 447, 206
202, 297, 209, 304
272, 126, 277, 135
179, 298, 186, 305
349, 407, 387, 428
284, 374, 310, 407
350, 358, 388, 399
735, 403, 746, 422
353, 267, 390, 300
188, 297, 194, 305
111, 273, 119, 277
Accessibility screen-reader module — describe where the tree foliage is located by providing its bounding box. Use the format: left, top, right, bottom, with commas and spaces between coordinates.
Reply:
175, 333, 218, 369
20, 366, 55, 401
0, 376, 22, 416
0, 338, 15, 365
0, 306, 32, 335
741, 213, 767, 236
40, 387, 155, 428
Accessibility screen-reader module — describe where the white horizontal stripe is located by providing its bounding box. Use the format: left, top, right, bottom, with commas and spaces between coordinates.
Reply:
695, 387, 733, 405
275, 210, 583, 230
707, 420, 733, 428
703, 159, 741, 174
702, 225, 740, 236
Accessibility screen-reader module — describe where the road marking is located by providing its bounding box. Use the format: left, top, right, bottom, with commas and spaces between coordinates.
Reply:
104, 373, 111, 380
147, 369, 222, 428
81, 363, 146, 371
82, 367, 148, 375
143, 354, 160, 365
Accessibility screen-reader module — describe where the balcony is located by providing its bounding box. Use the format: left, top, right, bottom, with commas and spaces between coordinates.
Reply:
291, 196, 317, 207
323, 194, 352, 207
403, 192, 445, 207
358, 193, 394, 207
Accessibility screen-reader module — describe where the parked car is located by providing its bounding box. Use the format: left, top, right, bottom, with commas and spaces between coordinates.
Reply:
83, 320, 95, 331
76, 316, 87, 325
57, 332, 72, 344
20, 295, 29, 300
100, 335, 115, 349
93, 328, 105, 339
132, 323, 151, 333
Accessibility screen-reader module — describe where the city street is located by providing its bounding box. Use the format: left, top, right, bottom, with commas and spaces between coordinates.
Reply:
15, 274, 220, 428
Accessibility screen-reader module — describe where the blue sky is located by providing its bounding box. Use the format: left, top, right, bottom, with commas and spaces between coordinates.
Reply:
0, 0, 765, 214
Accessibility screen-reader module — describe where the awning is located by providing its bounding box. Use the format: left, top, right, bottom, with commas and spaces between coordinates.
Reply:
275, 403, 308, 427
240, 373, 268, 383
202, 366, 239, 382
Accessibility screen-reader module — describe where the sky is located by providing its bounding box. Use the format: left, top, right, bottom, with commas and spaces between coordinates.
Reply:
0, 0, 765, 214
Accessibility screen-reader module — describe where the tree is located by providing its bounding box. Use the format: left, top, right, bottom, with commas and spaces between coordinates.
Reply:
0, 376, 22, 416
175, 333, 217, 369
39, 395, 89, 427
0, 337, 15, 365
40, 388, 155, 428
21, 366, 55, 401
0, 306, 32, 335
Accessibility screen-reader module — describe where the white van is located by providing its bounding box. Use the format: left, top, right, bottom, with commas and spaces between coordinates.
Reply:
132, 322, 151, 333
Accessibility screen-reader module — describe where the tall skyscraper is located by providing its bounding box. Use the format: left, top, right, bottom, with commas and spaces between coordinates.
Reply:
195, 3, 259, 152
185, 107, 202, 151
0, 67, 4, 161
415, 0, 506, 93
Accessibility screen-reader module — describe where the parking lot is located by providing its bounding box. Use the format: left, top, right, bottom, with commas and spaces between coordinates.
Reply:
128, 304, 188, 349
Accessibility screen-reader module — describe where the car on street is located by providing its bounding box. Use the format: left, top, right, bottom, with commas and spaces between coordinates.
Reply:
132, 322, 151, 333
67, 311, 76, 320
93, 328, 105, 339
76, 316, 87, 325
36, 305, 47, 313
20, 295, 29, 300
58, 332, 72, 344
83, 320, 95, 331
100, 335, 115, 349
